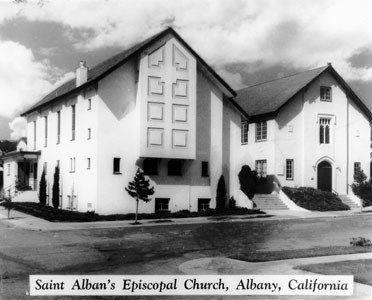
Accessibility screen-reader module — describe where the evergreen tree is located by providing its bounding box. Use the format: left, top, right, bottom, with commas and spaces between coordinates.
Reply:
39, 170, 47, 206
52, 166, 60, 209
125, 168, 154, 224
216, 175, 227, 211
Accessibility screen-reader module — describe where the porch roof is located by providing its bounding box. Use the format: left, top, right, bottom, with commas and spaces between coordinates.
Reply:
0, 150, 41, 161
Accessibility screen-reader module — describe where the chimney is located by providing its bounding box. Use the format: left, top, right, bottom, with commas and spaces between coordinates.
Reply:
76, 61, 88, 87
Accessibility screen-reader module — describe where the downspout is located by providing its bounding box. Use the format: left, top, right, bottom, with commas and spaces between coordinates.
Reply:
346, 97, 349, 194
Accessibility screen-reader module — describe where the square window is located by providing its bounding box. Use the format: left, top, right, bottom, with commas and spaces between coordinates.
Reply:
198, 198, 210, 211
144, 158, 158, 175
286, 159, 294, 180
168, 160, 182, 176
155, 198, 170, 212
320, 86, 332, 101
241, 120, 248, 144
113, 157, 121, 174
256, 121, 267, 142
201, 161, 209, 177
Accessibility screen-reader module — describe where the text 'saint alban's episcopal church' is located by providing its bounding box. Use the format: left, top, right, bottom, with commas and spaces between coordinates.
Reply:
2, 27, 371, 214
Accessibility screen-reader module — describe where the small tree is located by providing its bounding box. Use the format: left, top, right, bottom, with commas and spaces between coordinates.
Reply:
216, 175, 227, 211
39, 170, 47, 206
52, 166, 60, 209
238, 165, 258, 200
125, 168, 154, 224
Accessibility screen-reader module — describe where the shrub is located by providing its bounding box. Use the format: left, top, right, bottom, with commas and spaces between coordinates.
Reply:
52, 166, 60, 209
238, 165, 258, 200
216, 175, 227, 211
282, 186, 349, 211
350, 237, 372, 247
228, 197, 236, 209
39, 170, 47, 206
351, 168, 372, 207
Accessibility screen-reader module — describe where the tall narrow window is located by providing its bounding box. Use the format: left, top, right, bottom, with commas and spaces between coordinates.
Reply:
256, 121, 267, 141
87, 98, 91, 110
319, 118, 331, 144
354, 162, 361, 180
87, 128, 91, 140
44, 116, 48, 147
241, 120, 248, 144
286, 159, 294, 180
87, 158, 91, 170
43, 162, 47, 175
57, 111, 61, 144
201, 161, 209, 177
33, 120, 37, 150
7, 164, 10, 176
255, 160, 267, 178
113, 158, 121, 174
71, 105, 76, 141
70, 157, 76, 172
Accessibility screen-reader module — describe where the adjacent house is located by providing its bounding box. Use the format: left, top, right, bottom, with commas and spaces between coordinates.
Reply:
12, 27, 245, 214
235, 64, 372, 200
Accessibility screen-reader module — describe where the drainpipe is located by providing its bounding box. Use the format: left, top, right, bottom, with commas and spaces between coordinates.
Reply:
346, 97, 349, 194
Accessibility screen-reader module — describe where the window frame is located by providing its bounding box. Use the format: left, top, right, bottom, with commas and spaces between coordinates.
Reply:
241, 120, 248, 145
168, 159, 182, 176
44, 116, 48, 147
286, 159, 294, 180
87, 158, 91, 170
255, 121, 267, 142
87, 98, 92, 110
155, 198, 170, 213
143, 158, 158, 175
201, 161, 209, 177
255, 159, 267, 179
71, 105, 76, 141
354, 162, 361, 181
198, 198, 211, 211
113, 157, 121, 174
319, 117, 331, 144
320, 86, 332, 101
57, 111, 61, 144
87, 128, 91, 140
70, 157, 76, 173
33, 120, 37, 150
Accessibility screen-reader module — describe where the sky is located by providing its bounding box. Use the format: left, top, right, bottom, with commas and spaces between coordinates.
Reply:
0, 0, 372, 140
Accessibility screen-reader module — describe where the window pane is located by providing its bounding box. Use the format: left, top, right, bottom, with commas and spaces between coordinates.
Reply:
325, 124, 330, 144
201, 161, 209, 177
113, 158, 120, 173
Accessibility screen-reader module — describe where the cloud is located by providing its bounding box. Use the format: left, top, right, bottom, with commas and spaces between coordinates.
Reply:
9, 116, 27, 140
2, 0, 372, 86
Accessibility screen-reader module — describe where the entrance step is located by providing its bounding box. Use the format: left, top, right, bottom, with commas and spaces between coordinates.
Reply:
338, 195, 360, 209
252, 194, 289, 211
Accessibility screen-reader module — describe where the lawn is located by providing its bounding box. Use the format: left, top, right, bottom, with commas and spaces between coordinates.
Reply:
295, 259, 372, 286
0, 201, 264, 222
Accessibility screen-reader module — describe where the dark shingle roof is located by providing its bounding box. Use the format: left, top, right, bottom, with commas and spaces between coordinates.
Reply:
22, 27, 237, 116
235, 66, 328, 117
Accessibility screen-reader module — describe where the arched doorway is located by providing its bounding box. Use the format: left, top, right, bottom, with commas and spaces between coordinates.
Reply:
317, 161, 332, 192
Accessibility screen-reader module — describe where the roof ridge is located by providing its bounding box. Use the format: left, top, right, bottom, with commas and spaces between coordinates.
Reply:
237, 65, 328, 91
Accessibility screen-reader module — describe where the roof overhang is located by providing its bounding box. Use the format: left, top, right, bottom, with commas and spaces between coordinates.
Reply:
1, 150, 41, 161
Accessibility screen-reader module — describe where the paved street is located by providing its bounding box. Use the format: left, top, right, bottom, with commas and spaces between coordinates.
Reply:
1, 208, 372, 299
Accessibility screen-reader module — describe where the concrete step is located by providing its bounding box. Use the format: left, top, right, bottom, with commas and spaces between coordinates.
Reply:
338, 195, 360, 208
252, 194, 289, 211
12, 191, 38, 203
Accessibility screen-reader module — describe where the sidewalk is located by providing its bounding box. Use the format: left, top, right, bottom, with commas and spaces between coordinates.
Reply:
179, 253, 372, 299
1, 205, 371, 232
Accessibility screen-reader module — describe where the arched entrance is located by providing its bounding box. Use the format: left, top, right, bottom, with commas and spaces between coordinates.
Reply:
317, 161, 332, 192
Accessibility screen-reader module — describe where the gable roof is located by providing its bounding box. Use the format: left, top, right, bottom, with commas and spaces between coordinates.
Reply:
22, 27, 238, 116
235, 64, 372, 121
